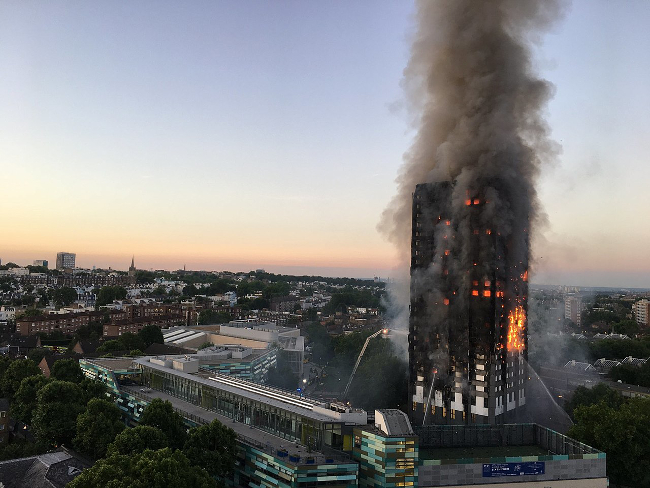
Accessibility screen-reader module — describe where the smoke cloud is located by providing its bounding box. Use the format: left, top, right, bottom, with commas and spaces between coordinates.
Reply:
380, 0, 565, 266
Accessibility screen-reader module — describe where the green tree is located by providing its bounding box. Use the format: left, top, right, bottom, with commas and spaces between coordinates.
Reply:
11, 375, 49, 424
51, 358, 84, 383
96, 340, 123, 354
80, 377, 109, 403
72, 321, 104, 341
96, 286, 128, 307
568, 398, 650, 487
135, 270, 157, 284
564, 384, 624, 419
27, 347, 51, 364
612, 319, 640, 336
52, 287, 78, 307
182, 284, 199, 297
21, 308, 45, 319
67, 448, 217, 488
152, 285, 167, 296
348, 354, 408, 410
183, 419, 237, 478
198, 309, 232, 325
118, 332, 145, 352
138, 324, 164, 347
139, 398, 187, 449
1, 358, 42, 399
0, 356, 11, 382
32, 380, 86, 446
73, 398, 125, 459
107, 425, 169, 456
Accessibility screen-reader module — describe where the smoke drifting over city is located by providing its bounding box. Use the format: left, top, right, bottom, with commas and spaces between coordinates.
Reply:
380, 0, 564, 266
381, 1, 566, 349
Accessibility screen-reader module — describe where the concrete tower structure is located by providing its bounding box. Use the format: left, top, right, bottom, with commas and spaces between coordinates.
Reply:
408, 182, 529, 426
56, 252, 76, 270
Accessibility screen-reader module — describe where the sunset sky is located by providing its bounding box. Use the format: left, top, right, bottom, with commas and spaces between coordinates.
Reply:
1, 1, 649, 287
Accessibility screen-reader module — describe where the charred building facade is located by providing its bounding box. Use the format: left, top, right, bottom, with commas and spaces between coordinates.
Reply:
409, 182, 529, 426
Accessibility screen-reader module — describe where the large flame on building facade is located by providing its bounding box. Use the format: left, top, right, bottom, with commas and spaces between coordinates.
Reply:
507, 305, 526, 353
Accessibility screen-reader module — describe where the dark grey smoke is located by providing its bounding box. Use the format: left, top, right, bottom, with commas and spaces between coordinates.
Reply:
380, 0, 565, 265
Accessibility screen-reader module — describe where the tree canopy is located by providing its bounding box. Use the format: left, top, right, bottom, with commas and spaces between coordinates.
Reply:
568, 397, 650, 487
51, 358, 85, 383
107, 426, 169, 457
1, 358, 42, 399
52, 287, 78, 307
96, 286, 127, 307
11, 375, 49, 425
67, 448, 217, 488
32, 380, 86, 446
138, 324, 164, 347
183, 419, 237, 478
139, 398, 187, 449
73, 398, 125, 459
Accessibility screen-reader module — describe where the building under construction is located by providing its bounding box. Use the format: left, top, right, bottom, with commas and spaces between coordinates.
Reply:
409, 182, 529, 425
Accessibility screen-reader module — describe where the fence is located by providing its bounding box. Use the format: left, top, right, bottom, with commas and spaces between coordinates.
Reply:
415, 423, 602, 456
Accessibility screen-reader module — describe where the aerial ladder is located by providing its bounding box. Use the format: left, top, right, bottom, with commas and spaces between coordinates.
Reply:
342, 328, 387, 398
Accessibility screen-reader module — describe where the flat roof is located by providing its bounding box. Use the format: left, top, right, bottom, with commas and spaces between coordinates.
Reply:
133, 357, 342, 423
82, 357, 139, 372
120, 386, 353, 466
198, 349, 271, 366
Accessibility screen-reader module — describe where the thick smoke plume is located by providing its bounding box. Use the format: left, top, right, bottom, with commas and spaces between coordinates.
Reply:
380, 0, 564, 268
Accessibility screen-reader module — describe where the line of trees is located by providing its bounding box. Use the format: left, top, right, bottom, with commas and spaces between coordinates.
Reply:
567, 384, 650, 487
68, 398, 237, 488
0, 354, 238, 487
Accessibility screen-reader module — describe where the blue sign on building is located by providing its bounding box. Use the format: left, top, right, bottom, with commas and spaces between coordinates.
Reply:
482, 462, 545, 477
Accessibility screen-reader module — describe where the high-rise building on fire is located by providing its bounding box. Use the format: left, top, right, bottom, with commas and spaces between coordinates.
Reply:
409, 182, 529, 426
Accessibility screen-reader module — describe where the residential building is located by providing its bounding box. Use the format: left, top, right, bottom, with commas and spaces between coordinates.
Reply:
271, 295, 301, 312
56, 252, 76, 270
33, 259, 48, 267
634, 299, 650, 327
103, 315, 184, 337
0, 448, 90, 484
17, 310, 126, 336
409, 182, 529, 426
565, 295, 583, 326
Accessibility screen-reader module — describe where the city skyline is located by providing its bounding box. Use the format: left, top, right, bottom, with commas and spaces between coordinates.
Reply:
2, 1, 650, 287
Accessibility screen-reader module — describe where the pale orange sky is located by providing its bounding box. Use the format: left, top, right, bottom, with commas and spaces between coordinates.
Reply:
2, 1, 650, 287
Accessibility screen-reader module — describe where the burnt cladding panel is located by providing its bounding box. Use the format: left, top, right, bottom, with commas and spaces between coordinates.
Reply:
409, 182, 452, 425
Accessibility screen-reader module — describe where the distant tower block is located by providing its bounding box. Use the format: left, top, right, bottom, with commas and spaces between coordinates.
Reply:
408, 182, 529, 426
56, 252, 76, 270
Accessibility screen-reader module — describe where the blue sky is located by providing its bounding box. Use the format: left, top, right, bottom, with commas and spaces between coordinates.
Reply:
1, 1, 649, 287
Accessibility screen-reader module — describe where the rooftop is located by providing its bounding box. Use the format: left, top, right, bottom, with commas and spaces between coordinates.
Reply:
133, 356, 360, 423
122, 386, 353, 466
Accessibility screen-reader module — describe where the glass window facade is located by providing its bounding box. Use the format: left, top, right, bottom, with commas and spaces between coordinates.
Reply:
141, 364, 342, 450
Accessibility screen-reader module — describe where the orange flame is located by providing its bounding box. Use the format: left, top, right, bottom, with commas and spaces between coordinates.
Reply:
507, 306, 526, 352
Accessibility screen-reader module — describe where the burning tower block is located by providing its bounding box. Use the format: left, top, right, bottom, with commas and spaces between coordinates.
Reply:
409, 182, 529, 425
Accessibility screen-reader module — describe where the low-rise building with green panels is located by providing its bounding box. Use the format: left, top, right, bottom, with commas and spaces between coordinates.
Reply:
353, 410, 418, 488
